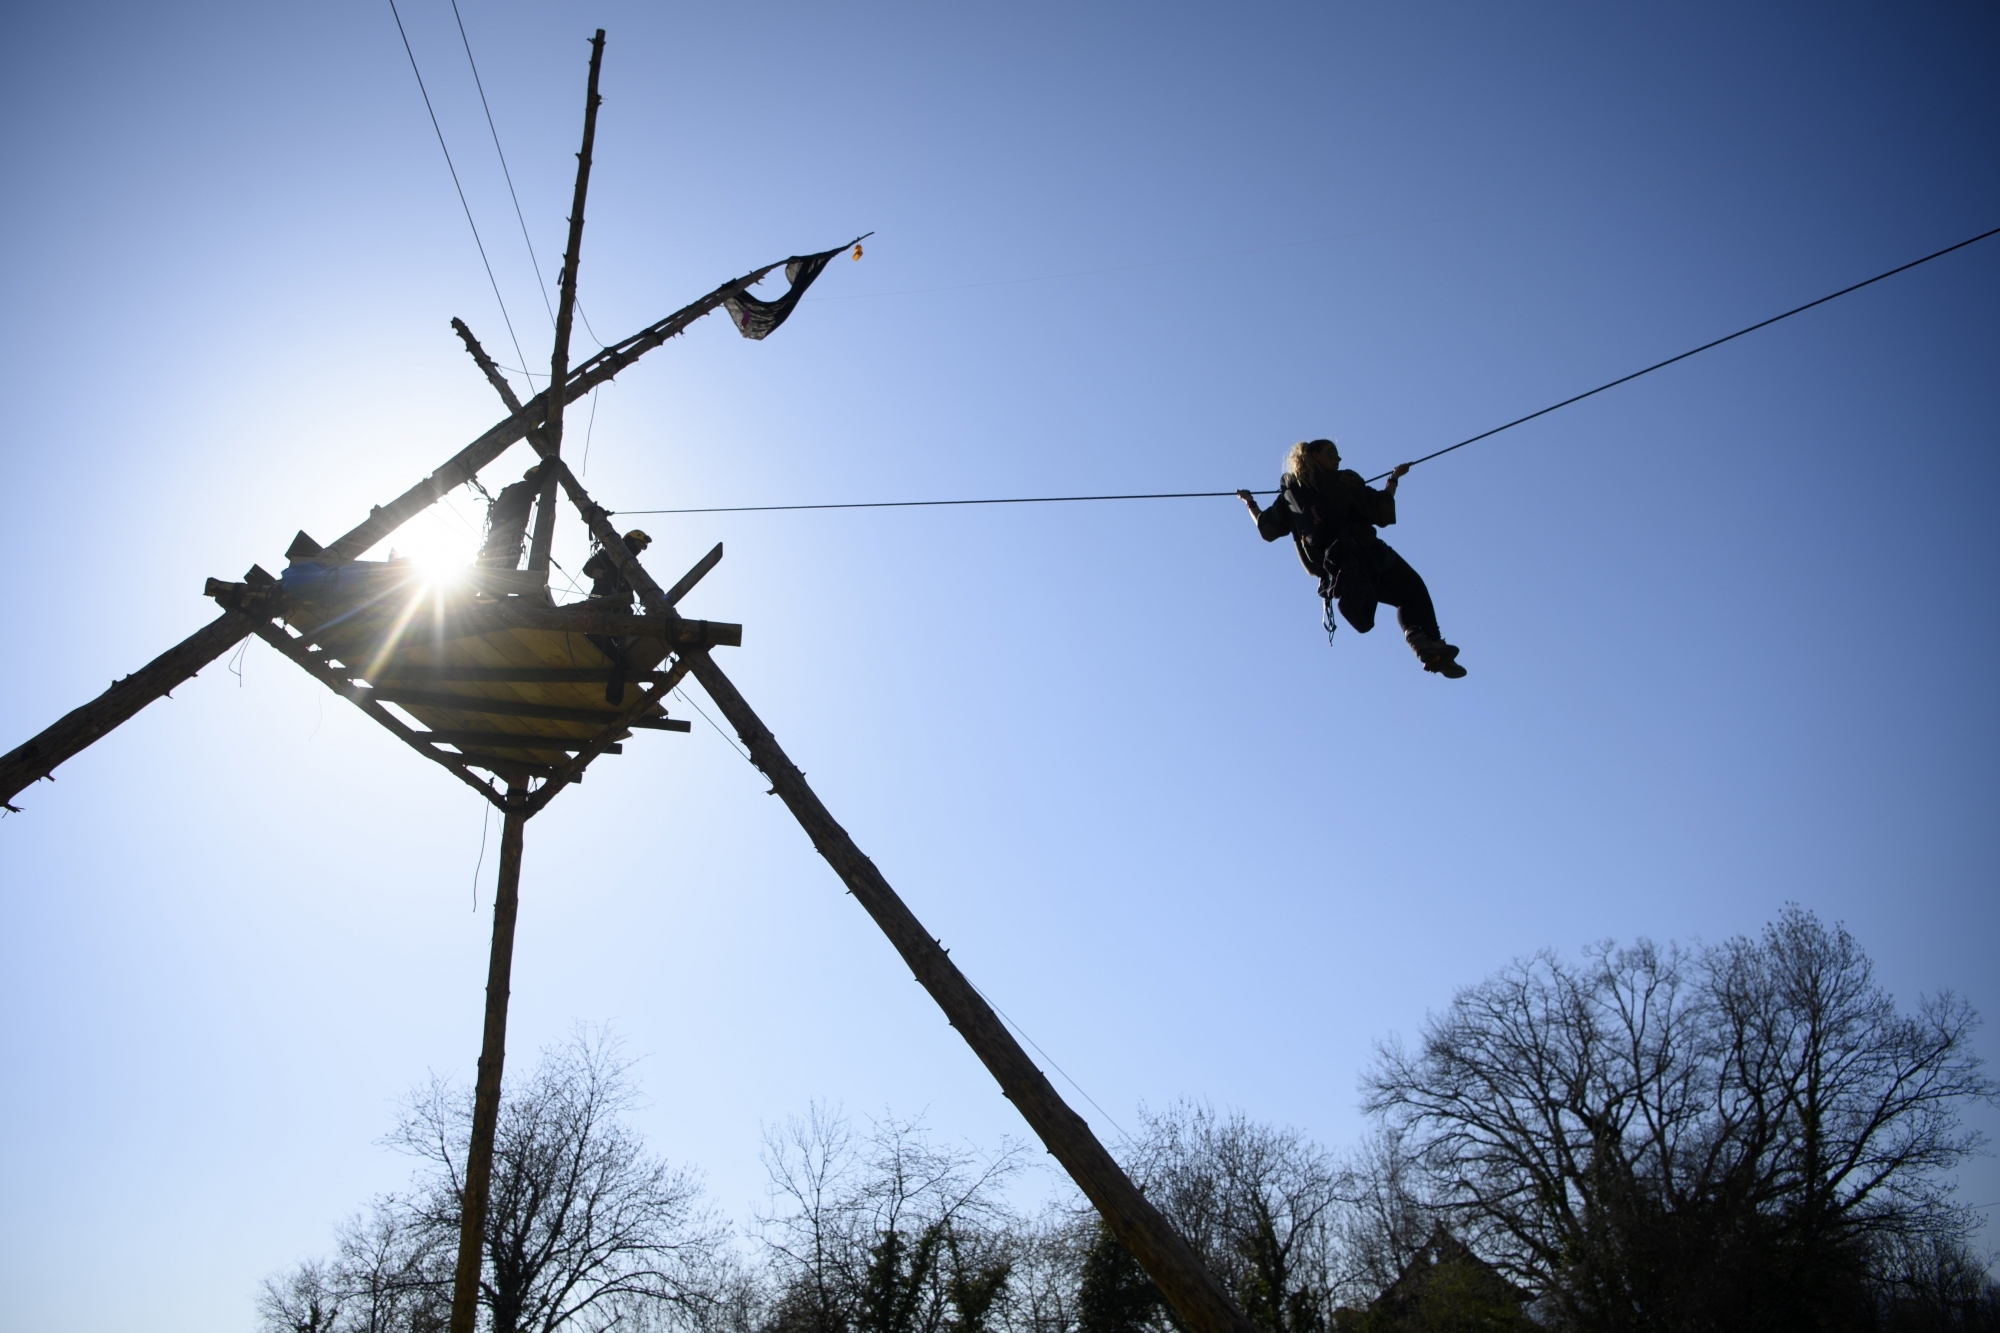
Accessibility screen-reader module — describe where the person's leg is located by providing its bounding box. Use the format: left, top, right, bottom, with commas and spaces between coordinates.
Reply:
584, 632, 630, 705
1374, 545, 1465, 677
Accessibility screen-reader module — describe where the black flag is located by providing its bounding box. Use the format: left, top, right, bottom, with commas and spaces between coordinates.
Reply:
723, 243, 849, 340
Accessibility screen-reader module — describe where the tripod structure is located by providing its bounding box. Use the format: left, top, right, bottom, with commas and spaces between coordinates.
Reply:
0, 32, 1254, 1333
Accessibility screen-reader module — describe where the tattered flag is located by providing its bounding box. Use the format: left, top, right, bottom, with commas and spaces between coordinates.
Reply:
723, 245, 846, 341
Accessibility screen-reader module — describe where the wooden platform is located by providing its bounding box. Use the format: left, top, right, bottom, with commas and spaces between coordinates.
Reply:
278, 564, 697, 775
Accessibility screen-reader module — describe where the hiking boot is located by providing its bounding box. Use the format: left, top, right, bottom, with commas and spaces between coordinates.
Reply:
1408, 633, 1468, 679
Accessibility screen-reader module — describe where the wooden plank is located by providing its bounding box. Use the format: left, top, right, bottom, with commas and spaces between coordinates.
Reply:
364, 667, 678, 684
412, 730, 623, 752
368, 686, 664, 727
300, 627, 622, 723
208, 580, 741, 649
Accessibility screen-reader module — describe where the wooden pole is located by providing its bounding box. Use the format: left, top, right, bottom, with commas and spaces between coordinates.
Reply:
448, 786, 527, 1333
524, 463, 1256, 1333
525, 30, 606, 577
0, 609, 256, 810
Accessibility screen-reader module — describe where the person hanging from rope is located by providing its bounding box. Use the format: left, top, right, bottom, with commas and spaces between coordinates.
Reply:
1237, 439, 1466, 678
581, 528, 653, 704
475, 462, 548, 568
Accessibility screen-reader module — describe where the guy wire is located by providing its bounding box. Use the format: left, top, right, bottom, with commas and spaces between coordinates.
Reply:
386, 0, 535, 389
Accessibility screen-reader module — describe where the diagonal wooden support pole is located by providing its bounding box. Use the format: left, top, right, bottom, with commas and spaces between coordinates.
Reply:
0, 609, 257, 810
523, 457, 1256, 1333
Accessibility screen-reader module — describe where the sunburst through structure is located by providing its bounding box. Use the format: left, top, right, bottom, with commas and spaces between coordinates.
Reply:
0, 31, 1256, 1333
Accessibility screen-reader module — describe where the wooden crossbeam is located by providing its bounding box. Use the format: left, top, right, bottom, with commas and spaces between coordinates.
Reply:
410, 730, 626, 752
364, 667, 677, 685
368, 686, 666, 728
202, 579, 742, 648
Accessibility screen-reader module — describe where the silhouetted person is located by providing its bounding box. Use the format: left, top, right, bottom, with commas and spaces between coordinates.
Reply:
1238, 438, 1465, 677
581, 529, 653, 705
476, 463, 547, 569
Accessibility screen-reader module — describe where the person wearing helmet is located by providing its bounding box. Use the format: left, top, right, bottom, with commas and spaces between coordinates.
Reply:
582, 530, 654, 705
582, 529, 653, 606
1237, 438, 1466, 678
475, 462, 548, 568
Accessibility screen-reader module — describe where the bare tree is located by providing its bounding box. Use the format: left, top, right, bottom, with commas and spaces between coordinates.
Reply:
259, 1204, 450, 1333
1363, 906, 1996, 1332
331, 1201, 453, 1333
756, 1105, 1025, 1333
1324, 1128, 1440, 1309
1123, 1103, 1341, 1333
1008, 1208, 1095, 1333
390, 1028, 732, 1333
260, 1259, 346, 1333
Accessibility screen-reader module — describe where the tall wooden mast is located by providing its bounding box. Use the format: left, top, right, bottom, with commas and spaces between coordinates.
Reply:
525, 29, 604, 578
447, 32, 604, 1333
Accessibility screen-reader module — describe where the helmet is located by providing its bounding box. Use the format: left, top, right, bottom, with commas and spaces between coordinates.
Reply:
623, 529, 653, 550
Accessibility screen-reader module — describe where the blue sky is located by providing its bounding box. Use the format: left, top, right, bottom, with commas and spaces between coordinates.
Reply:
2, 2, 1996, 1327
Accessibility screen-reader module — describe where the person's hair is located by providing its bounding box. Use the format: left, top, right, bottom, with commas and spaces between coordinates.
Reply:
1286, 438, 1340, 487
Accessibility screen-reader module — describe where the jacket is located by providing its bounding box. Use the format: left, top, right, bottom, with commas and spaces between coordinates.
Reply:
1255, 468, 1397, 579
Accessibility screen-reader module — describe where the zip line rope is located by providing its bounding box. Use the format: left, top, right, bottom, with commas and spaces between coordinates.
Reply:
1389, 222, 2000, 476
619, 223, 1998, 517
